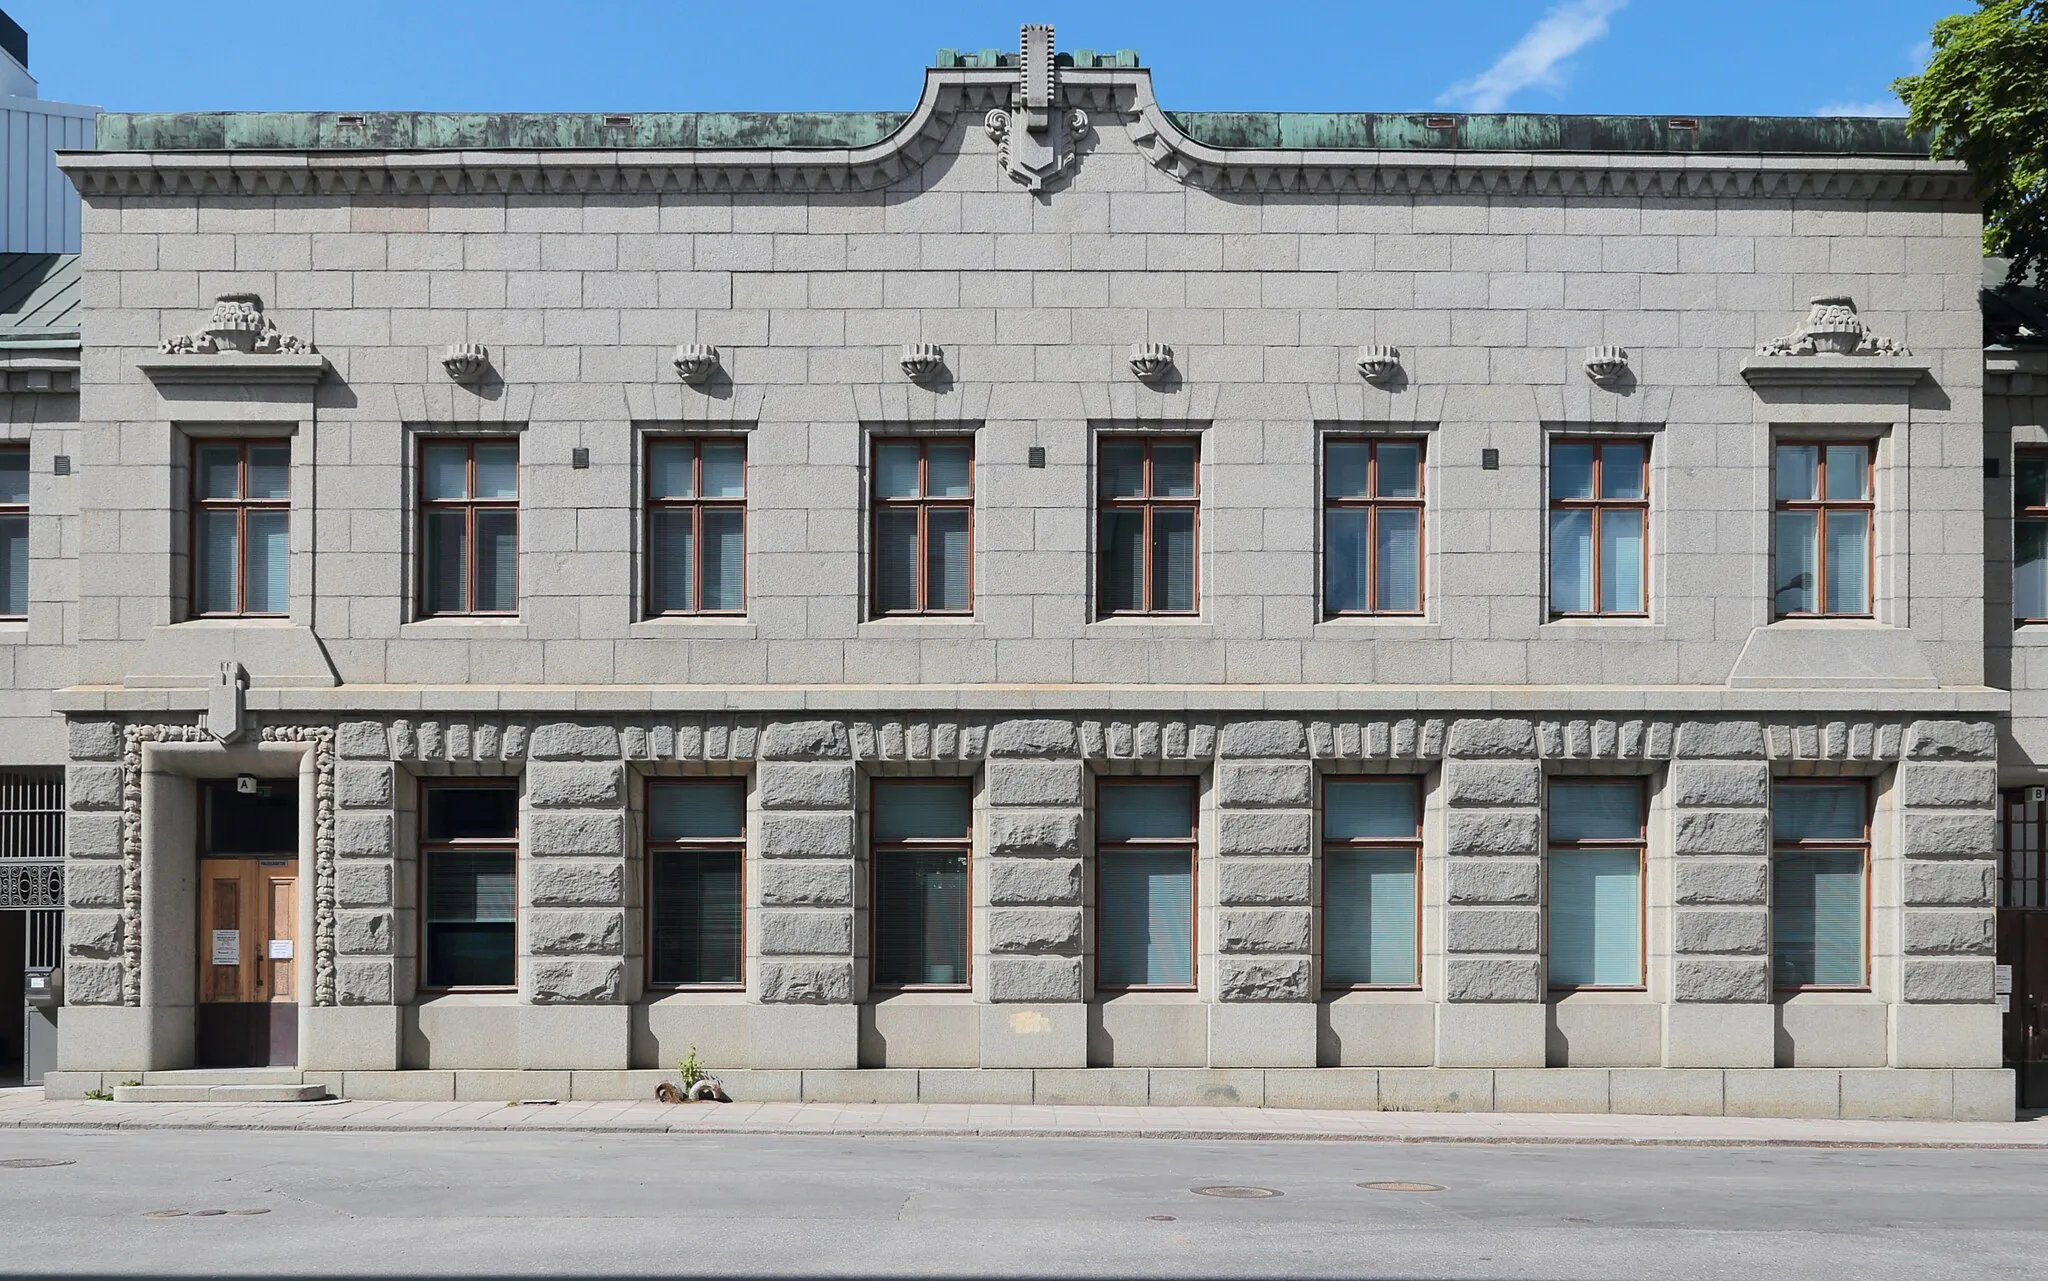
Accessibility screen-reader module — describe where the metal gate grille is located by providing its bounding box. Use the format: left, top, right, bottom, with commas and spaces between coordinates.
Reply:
25, 908, 58, 967
2001, 789, 2046, 908
0, 768, 62, 860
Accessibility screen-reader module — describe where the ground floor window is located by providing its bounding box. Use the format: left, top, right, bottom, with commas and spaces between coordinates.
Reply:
1772, 781, 1869, 989
1322, 777, 1421, 987
1096, 778, 1197, 989
648, 779, 745, 987
1546, 779, 1646, 990
871, 779, 971, 988
422, 783, 518, 989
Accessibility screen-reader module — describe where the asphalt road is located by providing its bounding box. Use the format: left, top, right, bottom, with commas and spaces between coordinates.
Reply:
0, 1127, 2038, 1279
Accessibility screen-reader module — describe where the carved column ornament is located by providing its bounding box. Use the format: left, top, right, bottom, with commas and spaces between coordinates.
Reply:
983, 23, 1090, 191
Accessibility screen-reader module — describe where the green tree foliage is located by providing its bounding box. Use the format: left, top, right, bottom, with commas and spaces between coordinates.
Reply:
1895, 1, 2048, 283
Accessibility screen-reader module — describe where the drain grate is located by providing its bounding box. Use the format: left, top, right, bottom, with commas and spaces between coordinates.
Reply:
0, 1158, 74, 1169
1360, 1181, 1445, 1193
1146, 1214, 1177, 1222
1191, 1185, 1283, 1199
141, 1208, 270, 1219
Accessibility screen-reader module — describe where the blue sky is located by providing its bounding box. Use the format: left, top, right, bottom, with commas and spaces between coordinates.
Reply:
5, 0, 1963, 118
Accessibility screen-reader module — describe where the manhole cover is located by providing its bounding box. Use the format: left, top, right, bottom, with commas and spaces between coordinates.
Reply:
1147, 1214, 1177, 1222
227, 1208, 270, 1216
0, 1158, 74, 1169
1360, 1181, 1445, 1193
190, 1209, 226, 1217
141, 1210, 187, 1219
1191, 1185, 1283, 1199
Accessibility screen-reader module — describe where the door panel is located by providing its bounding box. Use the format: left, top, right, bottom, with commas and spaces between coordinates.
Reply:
195, 859, 298, 1068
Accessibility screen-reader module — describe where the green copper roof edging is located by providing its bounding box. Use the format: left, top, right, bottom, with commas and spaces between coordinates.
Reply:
1161, 112, 1922, 155
0, 254, 80, 347
95, 111, 914, 152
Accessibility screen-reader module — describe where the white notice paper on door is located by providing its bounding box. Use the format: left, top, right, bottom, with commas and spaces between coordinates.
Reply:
211, 929, 239, 965
268, 939, 293, 960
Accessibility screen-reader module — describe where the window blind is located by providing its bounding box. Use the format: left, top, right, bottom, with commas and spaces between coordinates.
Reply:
874, 851, 969, 985
1099, 510, 1144, 611
1549, 509, 1593, 613
1547, 849, 1641, 987
474, 510, 518, 611
196, 509, 239, 614
925, 508, 970, 611
875, 510, 919, 612
1773, 785, 1864, 840
1325, 849, 1417, 986
1772, 850, 1865, 987
246, 509, 289, 613
1599, 508, 1643, 613
1098, 849, 1194, 987
651, 850, 742, 985
0, 515, 27, 617
649, 509, 695, 613
424, 510, 467, 613
1324, 507, 1367, 613
1150, 509, 1196, 611
2018, 520, 2048, 618
1375, 508, 1421, 612
427, 850, 516, 923
1774, 510, 1818, 614
1824, 510, 1869, 614
702, 508, 744, 611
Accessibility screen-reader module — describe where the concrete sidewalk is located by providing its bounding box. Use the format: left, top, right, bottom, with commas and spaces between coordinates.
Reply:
2, 1087, 2043, 1148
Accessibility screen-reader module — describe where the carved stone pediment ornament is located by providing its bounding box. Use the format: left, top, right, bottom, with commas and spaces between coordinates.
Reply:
1758, 295, 1911, 357
983, 24, 1090, 192
159, 293, 313, 355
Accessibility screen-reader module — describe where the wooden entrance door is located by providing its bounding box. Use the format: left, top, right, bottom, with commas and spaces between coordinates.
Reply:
196, 858, 298, 1067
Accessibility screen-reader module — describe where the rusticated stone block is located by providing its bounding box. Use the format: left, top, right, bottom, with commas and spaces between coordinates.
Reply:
1217, 761, 1311, 807
987, 954, 1082, 1002
756, 761, 853, 810
64, 812, 121, 858
987, 809, 1080, 854
986, 856, 1083, 905
1674, 810, 1770, 855
1443, 759, 1541, 806
1903, 910, 1995, 955
1446, 858, 1540, 904
1674, 721, 1766, 759
1904, 720, 1996, 761
528, 909, 624, 955
1670, 760, 1770, 808
756, 909, 853, 956
985, 907, 1082, 954
1217, 809, 1312, 855
756, 961, 852, 1004
1216, 956, 1312, 1001
1218, 907, 1311, 953
65, 910, 122, 957
64, 861, 122, 908
528, 958, 625, 1003
1443, 956, 1541, 1002
65, 764, 122, 810
337, 959, 394, 1005
984, 760, 1083, 806
336, 813, 394, 857
65, 959, 123, 1005
1903, 860, 1994, 906
1674, 859, 1769, 905
335, 910, 393, 955
761, 720, 850, 759
336, 762, 394, 809
758, 860, 853, 907
988, 719, 1079, 757
1217, 857, 1312, 905
1672, 956, 1769, 1002
527, 810, 624, 857
1445, 809, 1539, 855
1901, 957, 1992, 1002
528, 859, 623, 907
1447, 718, 1536, 758
523, 761, 624, 809
67, 720, 122, 761
336, 720, 390, 759
336, 862, 393, 908
759, 811, 854, 859
1900, 812, 1997, 859
528, 722, 622, 760
1896, 763, 1996, 808
1218, 719, 1307, 758
1674, 909, 1767, 954
1444, 907, 1540, 953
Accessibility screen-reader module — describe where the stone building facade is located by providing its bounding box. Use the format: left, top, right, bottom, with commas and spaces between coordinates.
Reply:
27, 32, 2014, 1116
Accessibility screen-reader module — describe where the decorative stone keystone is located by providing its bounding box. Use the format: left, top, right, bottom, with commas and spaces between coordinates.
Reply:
1129, 342, 1174, 382
441, 343, 491, 384
1584, 346, 1629, 385
1357, 345, 1401, 385
899, 343, 945, 382
983, 23, 1090, 191
1757, 295, 1911, 357
158, 293, 312, 355
672, 344, 721, 385
207, 661, 248, 744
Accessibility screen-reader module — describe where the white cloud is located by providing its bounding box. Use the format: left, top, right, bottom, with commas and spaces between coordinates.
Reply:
1437, 0, 1630, 112
1813, 98, 1907, 118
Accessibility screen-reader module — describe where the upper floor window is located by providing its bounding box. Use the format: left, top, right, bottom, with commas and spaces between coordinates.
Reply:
871, 779, 972, 989
648, 779, 746, 987
1322, 777, 1421, 988
193, 440, 290, 618
420, 439, 518, 617
1096, 777, 1197, 989
1549, 439, 1646, 617
1324, 438, 1423, 616
647, 438, 745, 616
421, 783, 518, 990
2017, 449, 2048, 623
1773, 441, 1871, 618
0, 445, 26, 619
1772, 781, 1868, 990
873, 438, 972, 616
1099, 436, 1198, 616
1546, 779, 1645, 990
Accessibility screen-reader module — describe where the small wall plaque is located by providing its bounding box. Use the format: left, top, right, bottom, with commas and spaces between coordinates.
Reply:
1481, 448, 1500, 471
52, 456, 70, 476
1028, 446, 1046, 469
571, 447, 590, 469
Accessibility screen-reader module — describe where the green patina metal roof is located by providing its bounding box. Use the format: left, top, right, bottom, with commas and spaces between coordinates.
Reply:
96, 111, 914, 152
0, 254, 80, 349
1161, 112, 1920, 155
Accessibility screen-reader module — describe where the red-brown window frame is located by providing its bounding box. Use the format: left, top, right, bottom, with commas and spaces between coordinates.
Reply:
2001, 786, 2047, 909
645, 777, 747, 991
0, 443, 27, 621
2015, 447, 2048, 625
1773, 440, 1875, 620
1094, 776, 1199, 992
190, 438, 290, 619
1323, 436, 1426, 618
417, 437, 519, 618
1548, 437, 1649, 619
1096, 435, 1200, 617
868, 777, 974, 992
1771, 777, 1872, 993
1544, 776, 1649, 993
1319, 774, 1424, 991
416, 779, 519, 994
869, 436, 974, 617
644, 436, 748, 618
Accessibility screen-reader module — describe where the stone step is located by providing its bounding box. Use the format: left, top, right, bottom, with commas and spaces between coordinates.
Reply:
141, 1069, 306, 1086
112, 1083, 329, 1104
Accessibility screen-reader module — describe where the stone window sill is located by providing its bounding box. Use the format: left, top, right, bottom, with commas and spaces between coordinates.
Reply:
857, 619, 985, 640
401, 619, 529, 641
629, 618, 758, 640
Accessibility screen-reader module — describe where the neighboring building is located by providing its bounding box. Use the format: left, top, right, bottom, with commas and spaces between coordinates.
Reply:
25, 28, 2019, 1117
0, 9, 95, 254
